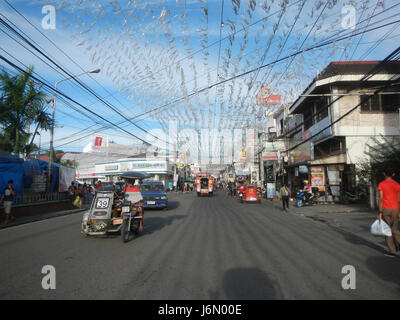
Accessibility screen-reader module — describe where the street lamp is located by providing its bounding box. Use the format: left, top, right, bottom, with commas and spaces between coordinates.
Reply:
47, 68, 100, 192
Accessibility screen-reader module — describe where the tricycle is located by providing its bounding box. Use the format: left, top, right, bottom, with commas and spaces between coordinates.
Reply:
81, 172, 148, 242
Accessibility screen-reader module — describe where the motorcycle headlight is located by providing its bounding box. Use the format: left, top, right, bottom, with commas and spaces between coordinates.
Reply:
161, 196, 167, 200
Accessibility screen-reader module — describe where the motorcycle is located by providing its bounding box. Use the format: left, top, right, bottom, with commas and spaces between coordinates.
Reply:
81, 171, 147, 243
296, 188, 317, 207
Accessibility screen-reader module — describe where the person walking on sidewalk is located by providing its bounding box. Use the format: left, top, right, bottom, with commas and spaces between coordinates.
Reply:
68, 182, 76, 203
377, 168, 400, 257
1, 180, 16, 225
279, 183, 291, 212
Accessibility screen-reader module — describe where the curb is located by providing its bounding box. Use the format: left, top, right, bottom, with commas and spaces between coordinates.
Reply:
0, 207, 89, 230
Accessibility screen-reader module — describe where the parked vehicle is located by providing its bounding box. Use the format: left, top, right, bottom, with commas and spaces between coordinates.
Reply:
241, 185, 262, 204
81, 172, 147, 243
139, 181, 168, 210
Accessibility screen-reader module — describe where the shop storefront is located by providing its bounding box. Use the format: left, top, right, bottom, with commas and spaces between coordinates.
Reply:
95, 158, 174, 187
287, 139, 312, 194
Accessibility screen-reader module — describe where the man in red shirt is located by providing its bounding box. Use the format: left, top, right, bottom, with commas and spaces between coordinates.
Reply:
95, 180, 103, 189
238, 182, 246, 195
377, 168, 400, 256
124, 179, 144, 232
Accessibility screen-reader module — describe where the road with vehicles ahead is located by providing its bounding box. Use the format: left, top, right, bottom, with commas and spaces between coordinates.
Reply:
1, 190, 400, 299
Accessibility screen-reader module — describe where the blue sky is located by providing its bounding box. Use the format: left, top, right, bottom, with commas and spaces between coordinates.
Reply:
1, 0, 400, 153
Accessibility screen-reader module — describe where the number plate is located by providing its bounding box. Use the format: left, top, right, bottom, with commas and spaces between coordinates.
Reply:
113, 218, 123, 225
122, 206, 130, 213
96, 198, 110, 209
147, 201, 156, 205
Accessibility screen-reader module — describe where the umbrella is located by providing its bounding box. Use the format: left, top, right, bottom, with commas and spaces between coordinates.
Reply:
119, 171, 150, 180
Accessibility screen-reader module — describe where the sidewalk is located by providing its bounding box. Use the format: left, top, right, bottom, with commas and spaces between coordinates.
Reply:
0, 203, 90, 230
268, 199, 390, 253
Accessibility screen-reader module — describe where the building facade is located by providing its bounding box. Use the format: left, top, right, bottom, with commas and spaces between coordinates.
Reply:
94, 158, 174, 186
277, 61, 400, 204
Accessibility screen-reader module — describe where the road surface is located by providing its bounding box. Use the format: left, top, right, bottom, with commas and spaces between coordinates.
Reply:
1, 190, 400, 299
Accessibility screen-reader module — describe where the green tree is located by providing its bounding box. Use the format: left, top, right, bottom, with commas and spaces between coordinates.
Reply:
357, 135, 400, 183
0, 67, 53, 157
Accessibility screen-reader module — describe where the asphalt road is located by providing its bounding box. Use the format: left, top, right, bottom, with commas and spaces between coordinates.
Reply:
1, 190, 400, 299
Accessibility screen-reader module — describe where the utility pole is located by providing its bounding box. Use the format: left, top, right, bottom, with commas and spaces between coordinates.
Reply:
47, 68, 100, 192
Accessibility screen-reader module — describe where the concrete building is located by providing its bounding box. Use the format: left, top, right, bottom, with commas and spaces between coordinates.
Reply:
94, 158, 174, 186
283, 60, 400, 204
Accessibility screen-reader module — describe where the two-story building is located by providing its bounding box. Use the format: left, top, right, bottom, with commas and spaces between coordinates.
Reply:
286, 61, 400, 200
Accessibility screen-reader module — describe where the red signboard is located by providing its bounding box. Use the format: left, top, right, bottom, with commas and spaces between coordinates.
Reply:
94, 137, 103, 147
256, 86, 281, 105
262, 152, 278, 160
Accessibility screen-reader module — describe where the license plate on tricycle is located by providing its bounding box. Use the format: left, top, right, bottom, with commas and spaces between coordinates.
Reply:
113, 218, 123, 225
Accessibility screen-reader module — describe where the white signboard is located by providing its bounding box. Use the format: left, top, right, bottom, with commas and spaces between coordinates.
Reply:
90, 134, 108, 153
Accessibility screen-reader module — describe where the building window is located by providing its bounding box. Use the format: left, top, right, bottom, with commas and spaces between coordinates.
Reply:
315, 97, 329, 122
304, 110, 313, 130
360, 94, 400, 112
313, 137, 345, 159
382, 94, 400, 112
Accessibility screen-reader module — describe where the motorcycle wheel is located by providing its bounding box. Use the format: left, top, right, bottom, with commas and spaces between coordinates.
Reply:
297, 200, 303, 207
121, 218, 132, 243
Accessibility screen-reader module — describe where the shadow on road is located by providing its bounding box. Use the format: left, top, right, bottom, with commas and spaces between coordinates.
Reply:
365, 255, 400, 294
222, 268, 280, 300
142, 214, 185, 235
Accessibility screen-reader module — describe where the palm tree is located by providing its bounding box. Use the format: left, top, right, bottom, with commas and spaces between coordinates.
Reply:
0, 66, 53, 157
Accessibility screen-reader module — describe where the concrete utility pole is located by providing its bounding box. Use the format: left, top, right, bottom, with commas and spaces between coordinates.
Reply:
47, 68, 100, 192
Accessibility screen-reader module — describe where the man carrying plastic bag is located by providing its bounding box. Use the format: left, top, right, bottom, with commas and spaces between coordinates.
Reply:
371, 219, 392, 237
375, 168, 400, 257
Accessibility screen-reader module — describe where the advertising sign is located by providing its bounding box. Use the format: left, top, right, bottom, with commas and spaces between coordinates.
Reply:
262, 152, 278, 160
267, 183, 276, 198
310, 166, 325, 191
90, 134, 108, 152
256, 85, 282, 105
288, 141, 312, 165
105, 164, 119, 171
299, 165, 308, 174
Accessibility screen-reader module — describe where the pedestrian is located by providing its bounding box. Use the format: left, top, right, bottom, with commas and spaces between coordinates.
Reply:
77, 184, 83, 197
280, 183, 291, 212
82, 183, 88, 204
1, 180, 16, 225
87, 185, 93, 203
73, 184, 83, 209
68, 181, 76, 203
95, 180, 103, 189
377, 168, 400, 257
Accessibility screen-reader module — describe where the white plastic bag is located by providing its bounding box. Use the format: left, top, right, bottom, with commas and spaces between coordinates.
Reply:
370, 219, 392, 237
